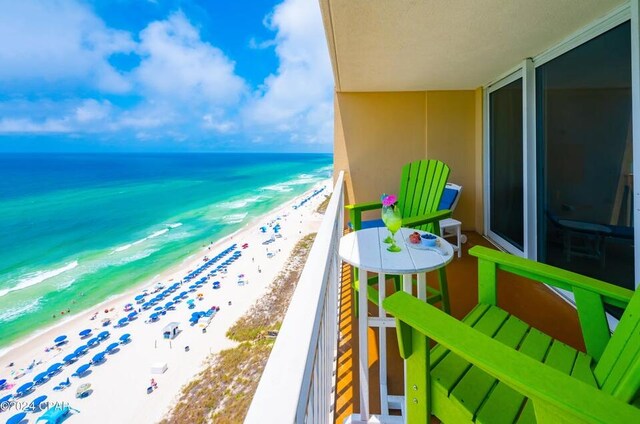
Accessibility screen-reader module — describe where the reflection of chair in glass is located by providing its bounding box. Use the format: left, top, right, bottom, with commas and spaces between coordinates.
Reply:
438, 183, 467, 258
346, 159, 452, 314
384, 246, 640, 423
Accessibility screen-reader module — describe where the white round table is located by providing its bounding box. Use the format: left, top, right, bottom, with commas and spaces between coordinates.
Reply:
338, 227, 453, 422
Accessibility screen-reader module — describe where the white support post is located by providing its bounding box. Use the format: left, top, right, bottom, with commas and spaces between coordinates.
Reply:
378, 272, 388, 416
358, 266, 369, 422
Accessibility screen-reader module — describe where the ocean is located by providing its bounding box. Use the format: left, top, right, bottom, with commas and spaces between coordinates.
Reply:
0, 153, 333, 348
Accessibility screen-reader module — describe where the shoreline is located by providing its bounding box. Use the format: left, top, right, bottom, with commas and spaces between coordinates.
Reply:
0, 179, 332, 423
0, 179, 330, 363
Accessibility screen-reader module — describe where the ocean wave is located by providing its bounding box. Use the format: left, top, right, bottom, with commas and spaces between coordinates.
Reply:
111, 226, 174, 254
0, 298, 41, 322
263, 183, 294, 192
57, 278, 76, 290
148, 229, 169, 239
110, 249, 158, 266
0, 261, 78, 298
222, 213, 248, 224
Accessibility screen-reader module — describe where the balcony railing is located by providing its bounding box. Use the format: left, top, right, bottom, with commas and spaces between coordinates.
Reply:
245, 170, 345, 423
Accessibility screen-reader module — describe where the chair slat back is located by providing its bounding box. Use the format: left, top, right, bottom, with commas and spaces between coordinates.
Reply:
594, 289, 640, 402
397, 160, 450, 232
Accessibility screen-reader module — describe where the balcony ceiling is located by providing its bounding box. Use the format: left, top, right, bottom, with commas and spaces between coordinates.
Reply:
320, 0, 626, 92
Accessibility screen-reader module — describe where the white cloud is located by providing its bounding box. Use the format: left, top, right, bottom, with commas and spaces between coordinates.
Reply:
242, 0, 334, 145
0, 0, 135, 93
0, 0, 334, 151
135, 12, 246, 105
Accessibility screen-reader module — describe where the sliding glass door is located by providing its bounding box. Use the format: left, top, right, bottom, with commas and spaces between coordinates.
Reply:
487, 76, 524, 254
536, 22, 634, 291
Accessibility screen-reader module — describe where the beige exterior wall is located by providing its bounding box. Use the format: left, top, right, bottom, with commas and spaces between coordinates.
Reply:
334, 90, 484, 231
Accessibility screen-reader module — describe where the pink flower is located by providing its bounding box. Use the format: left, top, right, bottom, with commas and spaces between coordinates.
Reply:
382, 194, 397, 207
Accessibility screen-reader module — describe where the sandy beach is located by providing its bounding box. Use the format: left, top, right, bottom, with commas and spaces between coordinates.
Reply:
0, 180, 331, 423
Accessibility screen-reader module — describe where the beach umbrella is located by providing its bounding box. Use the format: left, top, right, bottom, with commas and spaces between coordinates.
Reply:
0, 394, 12, 404
47, 363, 63, 374
105, 342, 119, 353
0, 379, 6, 388
118, 317, 128, 326
79, 329, 91, 337
63, 353, 77, 364
30, 394, 47, 409
75, 345, 89, 354
97, 331, 110, 340
15, 382, 33, 396
33, 372, 48, 383
91, 353, 105, 364
5, 412, 26, 424
54, 335, 67, 344
119, 334, 130, 343
172, 295, 181, 302
87, 338, 100, 347
149, 313, 159, 320
154, 306, 163, 311
74, 363, 91, 376
127, 312, 137, 319
135, 294, 145, 301
165, 302, 173, 309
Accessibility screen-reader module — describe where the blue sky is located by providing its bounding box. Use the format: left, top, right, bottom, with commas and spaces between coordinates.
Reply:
0, 0, 333, 153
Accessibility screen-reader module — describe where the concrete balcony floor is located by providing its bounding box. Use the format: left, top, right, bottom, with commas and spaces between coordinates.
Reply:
333, 232, 586, 423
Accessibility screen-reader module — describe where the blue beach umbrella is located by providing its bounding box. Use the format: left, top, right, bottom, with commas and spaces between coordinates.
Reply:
149, 313, 159, 321
74, 363, 91, 376
97, 331, 110, 340
54, 335, 67, 344
0, 394, 12, 404
91, 353, 105, 364
165, 302, 174, 309
47, 363, 63, 374
0, 379, 6, 388
6, 412, 26, 424
118, 317, 128, 326
79, 329, 92, 337
15, 382, 33, 396
31, 394, 47, 409
33, 371, 48, 383
105, 342, 119, 353
119, 334, 130, 343
154, 306, 163, 311
135, 294, 145, 301
63, 353, 77, 364
87, 337, 100, 347
74, 345, 88, 355
172, 295, 181, 301
127, 311, 137, 319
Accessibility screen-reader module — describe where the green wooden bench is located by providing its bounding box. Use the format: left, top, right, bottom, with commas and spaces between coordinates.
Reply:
383, 245, 640, 423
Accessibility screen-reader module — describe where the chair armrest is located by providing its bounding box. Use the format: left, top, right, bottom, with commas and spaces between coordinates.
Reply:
345, 201, 382, 230
402, 209, 451, 230
344, 201, 382, 212
469, 246, 633, 308
383, 292, 640, 423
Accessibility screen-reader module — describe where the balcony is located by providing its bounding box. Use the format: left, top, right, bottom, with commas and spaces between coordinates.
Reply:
245, 171, 606, 423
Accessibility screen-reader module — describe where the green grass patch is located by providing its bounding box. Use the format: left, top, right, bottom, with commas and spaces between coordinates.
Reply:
161, 233, 317, 424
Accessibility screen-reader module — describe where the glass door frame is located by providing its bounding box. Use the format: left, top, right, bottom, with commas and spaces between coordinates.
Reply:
483, 69, 530, 257
483, 1, 639, 291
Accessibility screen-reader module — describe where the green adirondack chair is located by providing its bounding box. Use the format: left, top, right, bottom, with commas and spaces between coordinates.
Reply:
345, 159, 452, 314
383, 245, 640, 423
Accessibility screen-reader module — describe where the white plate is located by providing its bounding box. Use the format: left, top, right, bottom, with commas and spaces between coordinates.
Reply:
405, 235, 449, 255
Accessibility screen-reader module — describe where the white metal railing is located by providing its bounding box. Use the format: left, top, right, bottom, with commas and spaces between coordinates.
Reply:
245, 170, 345, 424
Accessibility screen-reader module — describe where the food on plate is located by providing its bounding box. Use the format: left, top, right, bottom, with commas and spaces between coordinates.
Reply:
409, 231, 421, 244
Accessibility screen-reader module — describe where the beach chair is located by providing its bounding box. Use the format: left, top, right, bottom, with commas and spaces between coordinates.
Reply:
383, 246, 640, 423
346, 159, 452, 314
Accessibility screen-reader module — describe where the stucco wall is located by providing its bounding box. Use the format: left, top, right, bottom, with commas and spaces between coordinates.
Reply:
334, 90, 483, 230
334, 92, 427, 220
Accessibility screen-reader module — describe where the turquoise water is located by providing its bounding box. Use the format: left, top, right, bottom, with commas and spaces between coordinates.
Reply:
0, 153, 333, 347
